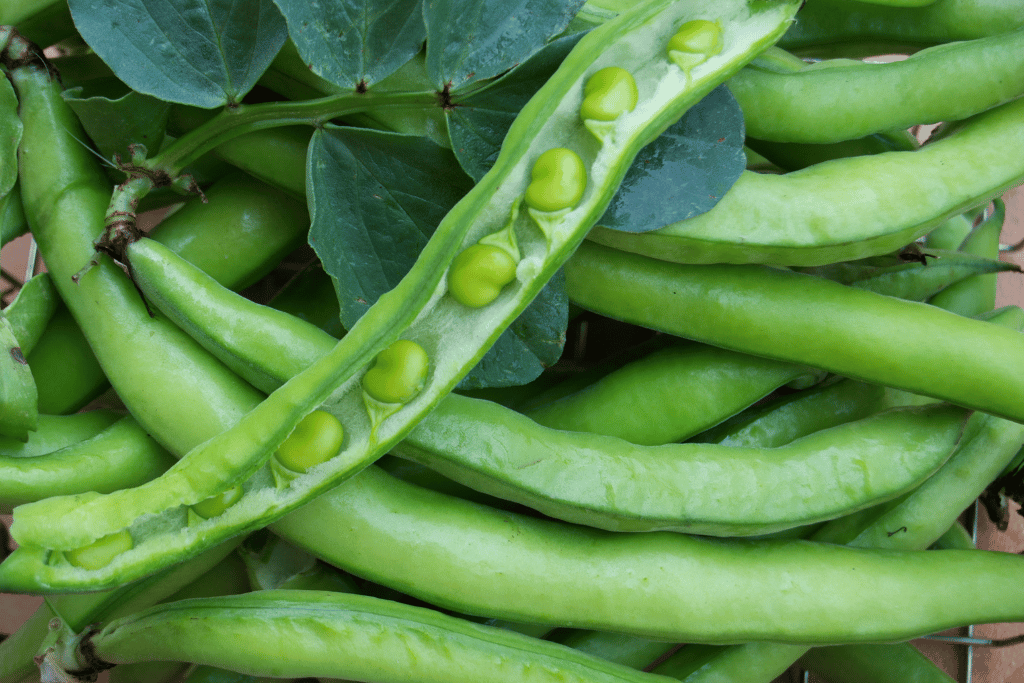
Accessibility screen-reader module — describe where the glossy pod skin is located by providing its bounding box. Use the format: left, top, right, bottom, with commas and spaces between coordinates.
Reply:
9, 63, 263, 458
797, 643, 957, 683
798, 247, 1020, 303
0, 541, 245, 683
146, 170, 309, 292
928, 200, 1005, 316
779, 0, 1024, 56
0, 410, 119, 457
117, 235, 906, 538
24, 169, 311, 415
564, 241, 1024, 424
39, 590, 674, 683
0, 0, 804, 591
0, 416, 176, 512
731, 27, 1024, 143
124, 241, 820, 449
587, 94, 1024, 266
3, 272, 58, 356
524, 343, 820, 445
393, 395, 967, 535
270, 464, 1024, 645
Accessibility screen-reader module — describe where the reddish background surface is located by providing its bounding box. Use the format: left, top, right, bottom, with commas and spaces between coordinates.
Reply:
1, 189, 1023, 683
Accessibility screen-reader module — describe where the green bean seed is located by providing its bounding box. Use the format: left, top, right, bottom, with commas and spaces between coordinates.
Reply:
581, 67, 639, 122
273, 410, 345, 474
362, 340, 429, 404
667, 19, 723, 70
191, 486, 245, 520
448, 244, 518, 308
524, 148, 587, 212
66, 530, 133, 571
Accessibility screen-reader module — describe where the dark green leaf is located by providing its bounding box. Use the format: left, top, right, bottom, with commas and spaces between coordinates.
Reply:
424, 0, 585, 89
446, 32, 584, 180
68, 0, 288, 107
308, 127, 568, 388
0, 74, 21, 199
63, 83, 170, 162
598, 85, 746, 233
307, 127, 475, 328
272, 0, 426, 90
457, 269, 567, 389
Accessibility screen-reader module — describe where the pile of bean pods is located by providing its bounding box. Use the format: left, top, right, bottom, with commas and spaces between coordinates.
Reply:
2, 0, 1024, 682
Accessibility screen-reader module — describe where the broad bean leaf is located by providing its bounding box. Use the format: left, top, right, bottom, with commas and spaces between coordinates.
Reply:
272, 0, 426, 90
447, 32, 584, 180
598, 85, 746, 233
308, 127, 474, 328
308, 127, 567, 388
68, 0, 288, 108
0, 74, 21, 199
457, 269, 567, 389
424, 0, 585, 90
63, 82, 170, 163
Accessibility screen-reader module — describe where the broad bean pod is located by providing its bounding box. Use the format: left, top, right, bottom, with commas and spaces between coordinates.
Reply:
0, 184, 27, 246
0, 540, 246, 683
779, 0, 1024, 56
112, 236, 936, 538
523, 343, 821, 444
564, 241, 1024, 423
587, 94, 1024, 266
0, 0, 804, 592
393, 396, 967, 535
731, 27, 1024, 143
23, 170, 313, 416
798, 247, 1020, 303
9, 60, 264, 457
38, 590, 674, 683
797, 643, 957, 683
0, 415, 175, 512
545, 376, 1024, 680
0, 312, 35, 439
269, 463, 1024, 645
0, 409, 118, 457
3, 271, 57, 356
125, 237, 821, 446
928, 199, 1005, 315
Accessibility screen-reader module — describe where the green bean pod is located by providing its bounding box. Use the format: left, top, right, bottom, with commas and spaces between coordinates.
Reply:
24, 303, 108, 414
8, 62, 264, 458
524, 343, 820, 445
799, 247, 1021, 303
564, 241, 1024, 423
587, 95, 1024, 266
0, 315, 36, 440
779, 0, 1024, 56
797, 643, 956, 683
3, 272, 58, 356
125, 241, 817, 447
0, 184, 28, 247
0, 410, 120, 457
120, 236, 847, 534
0, 0, 803, 591
393, 396, 967, 535
927, 199, 1005, 316
40, 591, 673, 683
268, 465, 1024, 645
0, 541, 245, 683
0, 416, 176, 513
732, 27, 1024, 143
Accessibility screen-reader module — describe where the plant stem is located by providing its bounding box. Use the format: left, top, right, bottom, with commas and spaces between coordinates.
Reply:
149, 90, 440, 175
